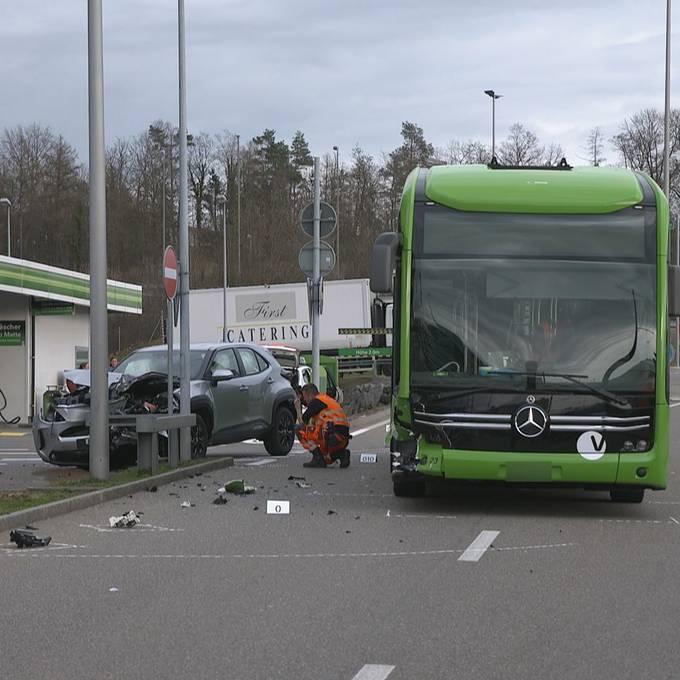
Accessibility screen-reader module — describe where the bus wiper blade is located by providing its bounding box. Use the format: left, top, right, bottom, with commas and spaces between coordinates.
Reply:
486, 371, 630, 408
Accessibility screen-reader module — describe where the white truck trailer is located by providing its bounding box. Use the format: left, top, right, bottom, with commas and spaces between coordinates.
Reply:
189, 278, 389, 352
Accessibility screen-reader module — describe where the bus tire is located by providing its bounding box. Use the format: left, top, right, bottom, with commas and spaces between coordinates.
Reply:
393, 479, 426, 497
610, 488, 645, 503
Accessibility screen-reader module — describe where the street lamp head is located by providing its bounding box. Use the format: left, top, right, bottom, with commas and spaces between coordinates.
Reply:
484, 89, 502, 99
332, 145, 338, 151
0, 198, 11, 207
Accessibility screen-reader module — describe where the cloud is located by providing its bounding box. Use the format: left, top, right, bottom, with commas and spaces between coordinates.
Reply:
0, 0, 675, 167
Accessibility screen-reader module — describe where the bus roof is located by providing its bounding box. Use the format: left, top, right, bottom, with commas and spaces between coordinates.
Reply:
423, 164, 649, 214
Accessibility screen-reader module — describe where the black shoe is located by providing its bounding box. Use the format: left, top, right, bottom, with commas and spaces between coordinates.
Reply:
303, 450, 326, 468
338, 449, 350, 468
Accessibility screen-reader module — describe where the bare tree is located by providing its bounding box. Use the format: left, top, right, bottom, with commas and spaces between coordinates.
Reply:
585, 127, 606, 166
188, 133, 214, 230
497, 123, 544, 166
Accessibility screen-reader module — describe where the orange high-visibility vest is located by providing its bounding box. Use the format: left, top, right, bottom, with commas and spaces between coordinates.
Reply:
310, 393, 349, 432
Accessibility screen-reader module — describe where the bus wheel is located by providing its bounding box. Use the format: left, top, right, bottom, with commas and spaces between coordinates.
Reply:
610, 488, 645, 503
393, 479, 426, 497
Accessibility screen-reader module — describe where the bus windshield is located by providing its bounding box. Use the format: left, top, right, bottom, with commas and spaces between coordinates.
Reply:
411, 205, 657, 396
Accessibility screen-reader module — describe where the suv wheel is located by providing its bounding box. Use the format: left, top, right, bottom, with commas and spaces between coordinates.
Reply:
191, 414, 209, 459
264, 406, 295, 456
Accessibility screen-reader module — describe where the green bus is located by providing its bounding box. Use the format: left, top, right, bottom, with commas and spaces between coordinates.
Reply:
370, 161, 680, 502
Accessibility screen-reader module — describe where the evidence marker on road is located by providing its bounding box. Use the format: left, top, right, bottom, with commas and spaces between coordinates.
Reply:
360, 453, 377, 463
267, 500, 290, 515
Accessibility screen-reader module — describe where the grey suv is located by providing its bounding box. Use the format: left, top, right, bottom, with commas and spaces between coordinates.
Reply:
33, 342, 297, 465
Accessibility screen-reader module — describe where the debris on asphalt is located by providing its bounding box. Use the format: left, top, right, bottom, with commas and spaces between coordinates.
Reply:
295, 481, 310, 488
109, 587, 120, 593
168, 492, 179, 497
212, 496, 228, 505
109, 511, 140, 528
354, 516, 360, 520
146, 486, 158, 493
10, 528, 52, 548
25, 525, 38, 531
288, 475, 306, 481
253, 506, 259, 511
224, 479, 256, 494
180, 501, 195, 508
345, 530, 351, 534
327, 510, 336, 515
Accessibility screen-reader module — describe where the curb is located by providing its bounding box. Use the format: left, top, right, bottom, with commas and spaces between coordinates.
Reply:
0, 456, 233, 532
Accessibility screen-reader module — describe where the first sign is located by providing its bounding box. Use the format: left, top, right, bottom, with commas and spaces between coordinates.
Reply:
163, 246, 178, 300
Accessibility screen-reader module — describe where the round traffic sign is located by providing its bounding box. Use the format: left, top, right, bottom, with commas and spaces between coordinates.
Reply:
299, 201, 337, 238
298, 240, 336, 278
163, 246, 178, 300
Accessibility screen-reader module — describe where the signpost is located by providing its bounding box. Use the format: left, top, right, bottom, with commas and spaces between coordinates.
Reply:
300, 201, 337, 239
163, 246, 179, 466
299, 165, 337, 385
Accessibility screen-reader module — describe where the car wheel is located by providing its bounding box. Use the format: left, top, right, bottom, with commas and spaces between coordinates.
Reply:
264, 406, 295, 456
191, 414, 209, 459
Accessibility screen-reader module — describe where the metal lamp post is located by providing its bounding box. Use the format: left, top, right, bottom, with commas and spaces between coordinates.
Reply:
484, 89, 502, 160
0, 198, 11, 257
217, 193, 228, 342
664, 0, 672, 199
332, 146, 340, 278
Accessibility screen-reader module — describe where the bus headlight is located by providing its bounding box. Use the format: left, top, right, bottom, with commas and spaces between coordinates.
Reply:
621, 440, 635, 452
636, 440, 648, 451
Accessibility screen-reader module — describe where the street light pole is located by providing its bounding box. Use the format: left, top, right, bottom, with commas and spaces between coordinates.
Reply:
664, 0, 672, 198
236, 134, 241, 281
177, 0, 191, 461
484, 89, 502, 160
217, 194, 228, 342
332, 145, 340, 278
87, 0, 109, 480
0, 198, 10, 257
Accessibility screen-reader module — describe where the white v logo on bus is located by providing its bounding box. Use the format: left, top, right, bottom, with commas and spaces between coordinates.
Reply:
577, 431, 606, 460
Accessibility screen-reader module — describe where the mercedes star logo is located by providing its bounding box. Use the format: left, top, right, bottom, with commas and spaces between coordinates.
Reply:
514, 405, 548, 438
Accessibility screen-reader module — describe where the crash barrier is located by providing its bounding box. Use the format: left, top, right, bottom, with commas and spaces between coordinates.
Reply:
135, 414, 196, 474
93, 413, 196, 474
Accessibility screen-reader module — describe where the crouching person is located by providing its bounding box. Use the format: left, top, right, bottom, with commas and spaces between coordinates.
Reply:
294, 383, 350, 469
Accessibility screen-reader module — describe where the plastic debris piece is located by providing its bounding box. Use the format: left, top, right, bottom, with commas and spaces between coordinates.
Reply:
24, 525, 38, 531
295, 481, 311, 489
354, 516, 360, 520
180, 501, 195, 508
9, 529, 52, 548
109, 587, 119, 593
212, 496, 228, 505
216, 487, 226, 495
327, 510, 336, 515
224, 479, 256, 494
288, 475, 306, 481
109, 511, 140, 528
146, 486, 158, 493
253, 506, 259, 511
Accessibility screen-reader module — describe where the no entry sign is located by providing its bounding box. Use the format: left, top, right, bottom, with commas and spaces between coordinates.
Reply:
163, 246, 178, 300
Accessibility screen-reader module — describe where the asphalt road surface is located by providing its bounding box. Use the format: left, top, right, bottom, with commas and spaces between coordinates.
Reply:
2, 407, 680, 679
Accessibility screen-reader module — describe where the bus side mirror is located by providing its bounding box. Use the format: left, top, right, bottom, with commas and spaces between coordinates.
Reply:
670, 266, 680, 317
370, 232, 401, 294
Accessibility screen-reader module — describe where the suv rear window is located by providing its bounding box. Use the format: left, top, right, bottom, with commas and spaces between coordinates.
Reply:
238, 348, 263, 376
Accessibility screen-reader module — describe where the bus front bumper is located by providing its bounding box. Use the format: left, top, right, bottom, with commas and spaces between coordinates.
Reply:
411, 442, 667, 490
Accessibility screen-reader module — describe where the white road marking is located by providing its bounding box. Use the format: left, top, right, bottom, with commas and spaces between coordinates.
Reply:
0, 543, 575, 561
351, 664, 395, 680
389, 513, 457, 519
243, 458, 277, 466
78, 523, 184, 533
458, 530, 500, 562
352, 420, 389, 437
670, 516, 680, 525
0, 457, 42, 463
598, 518, 680, 525
670, 401, 680, 407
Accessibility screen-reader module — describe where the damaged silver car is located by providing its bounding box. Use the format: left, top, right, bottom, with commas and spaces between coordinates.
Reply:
33, 343, 297, 467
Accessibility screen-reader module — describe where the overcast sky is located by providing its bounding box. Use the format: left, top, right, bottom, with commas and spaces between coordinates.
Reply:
0, 0, 675, 166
